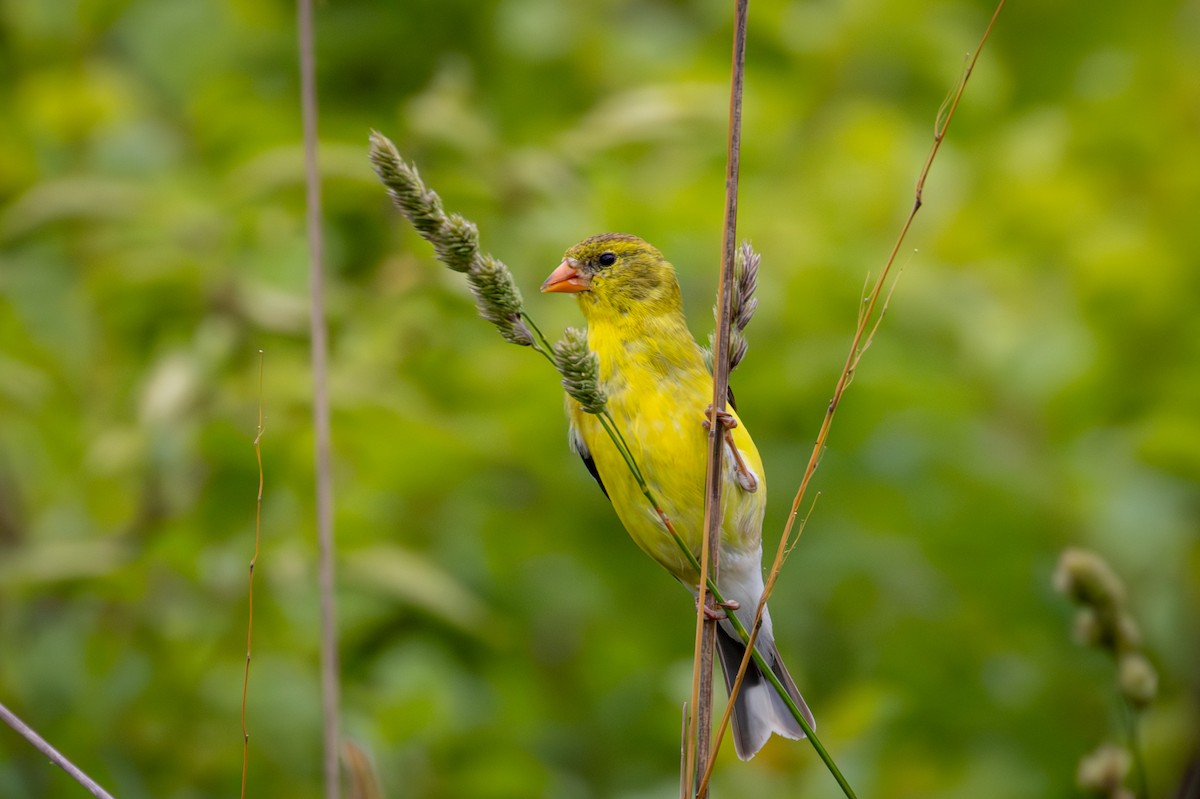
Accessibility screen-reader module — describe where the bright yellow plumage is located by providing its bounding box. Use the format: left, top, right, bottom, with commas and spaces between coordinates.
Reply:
542, 233, 814, 760
560, 235, 764, 581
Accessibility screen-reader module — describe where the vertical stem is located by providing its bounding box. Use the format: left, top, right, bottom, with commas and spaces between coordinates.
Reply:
690, 1, 750, 795
242, 351, 266, 799
297, 1, 340, 797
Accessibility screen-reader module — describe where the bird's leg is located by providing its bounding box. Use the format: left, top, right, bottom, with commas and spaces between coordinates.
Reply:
724, 432, 759, 493
702, 406, 760, 493
695, 595, 741, 621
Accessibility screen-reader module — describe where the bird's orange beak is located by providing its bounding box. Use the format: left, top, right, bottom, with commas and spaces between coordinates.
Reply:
541, 259, 591, 293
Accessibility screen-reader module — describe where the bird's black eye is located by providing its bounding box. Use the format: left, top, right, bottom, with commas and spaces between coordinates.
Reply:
598, 251, 617, 267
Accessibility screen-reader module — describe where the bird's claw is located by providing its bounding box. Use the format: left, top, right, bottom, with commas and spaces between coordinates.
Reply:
731, 446, 759, 493
701, 406, 738, 431
696, 597, 741, 621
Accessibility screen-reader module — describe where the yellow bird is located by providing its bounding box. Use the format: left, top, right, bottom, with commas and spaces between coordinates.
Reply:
541, 232, 815, 760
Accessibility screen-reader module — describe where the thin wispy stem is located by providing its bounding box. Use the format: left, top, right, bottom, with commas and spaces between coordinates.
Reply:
703, 0, 1006, 790
0, 701, 115, 799
297, 0, 340, 796
241, 351, 265, 799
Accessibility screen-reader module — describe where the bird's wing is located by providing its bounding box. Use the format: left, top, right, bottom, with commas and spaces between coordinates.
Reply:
726, 384, 738, 412
569, 419, 608, 498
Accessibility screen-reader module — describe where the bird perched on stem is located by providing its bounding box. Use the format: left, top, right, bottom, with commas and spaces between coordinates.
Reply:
541, 232, 814, 760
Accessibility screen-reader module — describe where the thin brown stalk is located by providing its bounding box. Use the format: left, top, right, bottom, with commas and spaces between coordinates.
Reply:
241, 351, 266, 799
297, 0, 340, 797
0, 701, 115, 799
688, 0, 750, 796
702, 0, 1006, 786
679, 704, 690, 799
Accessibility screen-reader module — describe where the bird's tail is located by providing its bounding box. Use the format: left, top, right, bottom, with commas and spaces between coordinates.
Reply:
714, 623, 815, 761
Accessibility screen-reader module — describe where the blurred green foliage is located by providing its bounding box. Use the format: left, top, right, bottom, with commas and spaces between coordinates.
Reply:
1, 0, 1197, 797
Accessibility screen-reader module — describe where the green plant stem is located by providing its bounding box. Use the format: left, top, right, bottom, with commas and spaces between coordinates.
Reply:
524, 305, 855, 796
521, 311, 557, 365
1122, 699, 1150, 799
662, 531, 856, 799
589, 389, 855, 798
597, 412, 648, 487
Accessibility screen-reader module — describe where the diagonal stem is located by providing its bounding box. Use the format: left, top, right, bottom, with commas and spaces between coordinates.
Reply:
696, 2, 1006, 792
0, 701, 115, 799
765, 0, 1007, 640
662, 518, 855, 798
587, 399, 855, 796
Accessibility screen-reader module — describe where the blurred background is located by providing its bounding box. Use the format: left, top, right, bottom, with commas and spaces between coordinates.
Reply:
1, 0, 1197, 797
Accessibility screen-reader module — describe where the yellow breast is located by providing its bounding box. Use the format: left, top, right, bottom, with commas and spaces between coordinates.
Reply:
571, 316, 766, 584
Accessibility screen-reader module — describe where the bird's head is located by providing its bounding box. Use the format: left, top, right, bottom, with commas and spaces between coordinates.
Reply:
541, 233, 681, 319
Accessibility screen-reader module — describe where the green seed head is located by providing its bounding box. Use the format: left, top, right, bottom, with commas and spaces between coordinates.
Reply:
554, 327, 606, 414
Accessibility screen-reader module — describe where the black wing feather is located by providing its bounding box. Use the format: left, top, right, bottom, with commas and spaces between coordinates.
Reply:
569, 424, 608, 498
579, 449, 608, 498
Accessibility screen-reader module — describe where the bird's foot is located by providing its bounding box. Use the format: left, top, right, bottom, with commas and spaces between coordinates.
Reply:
696, 597, 741, 621
701, 406, 738, 431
